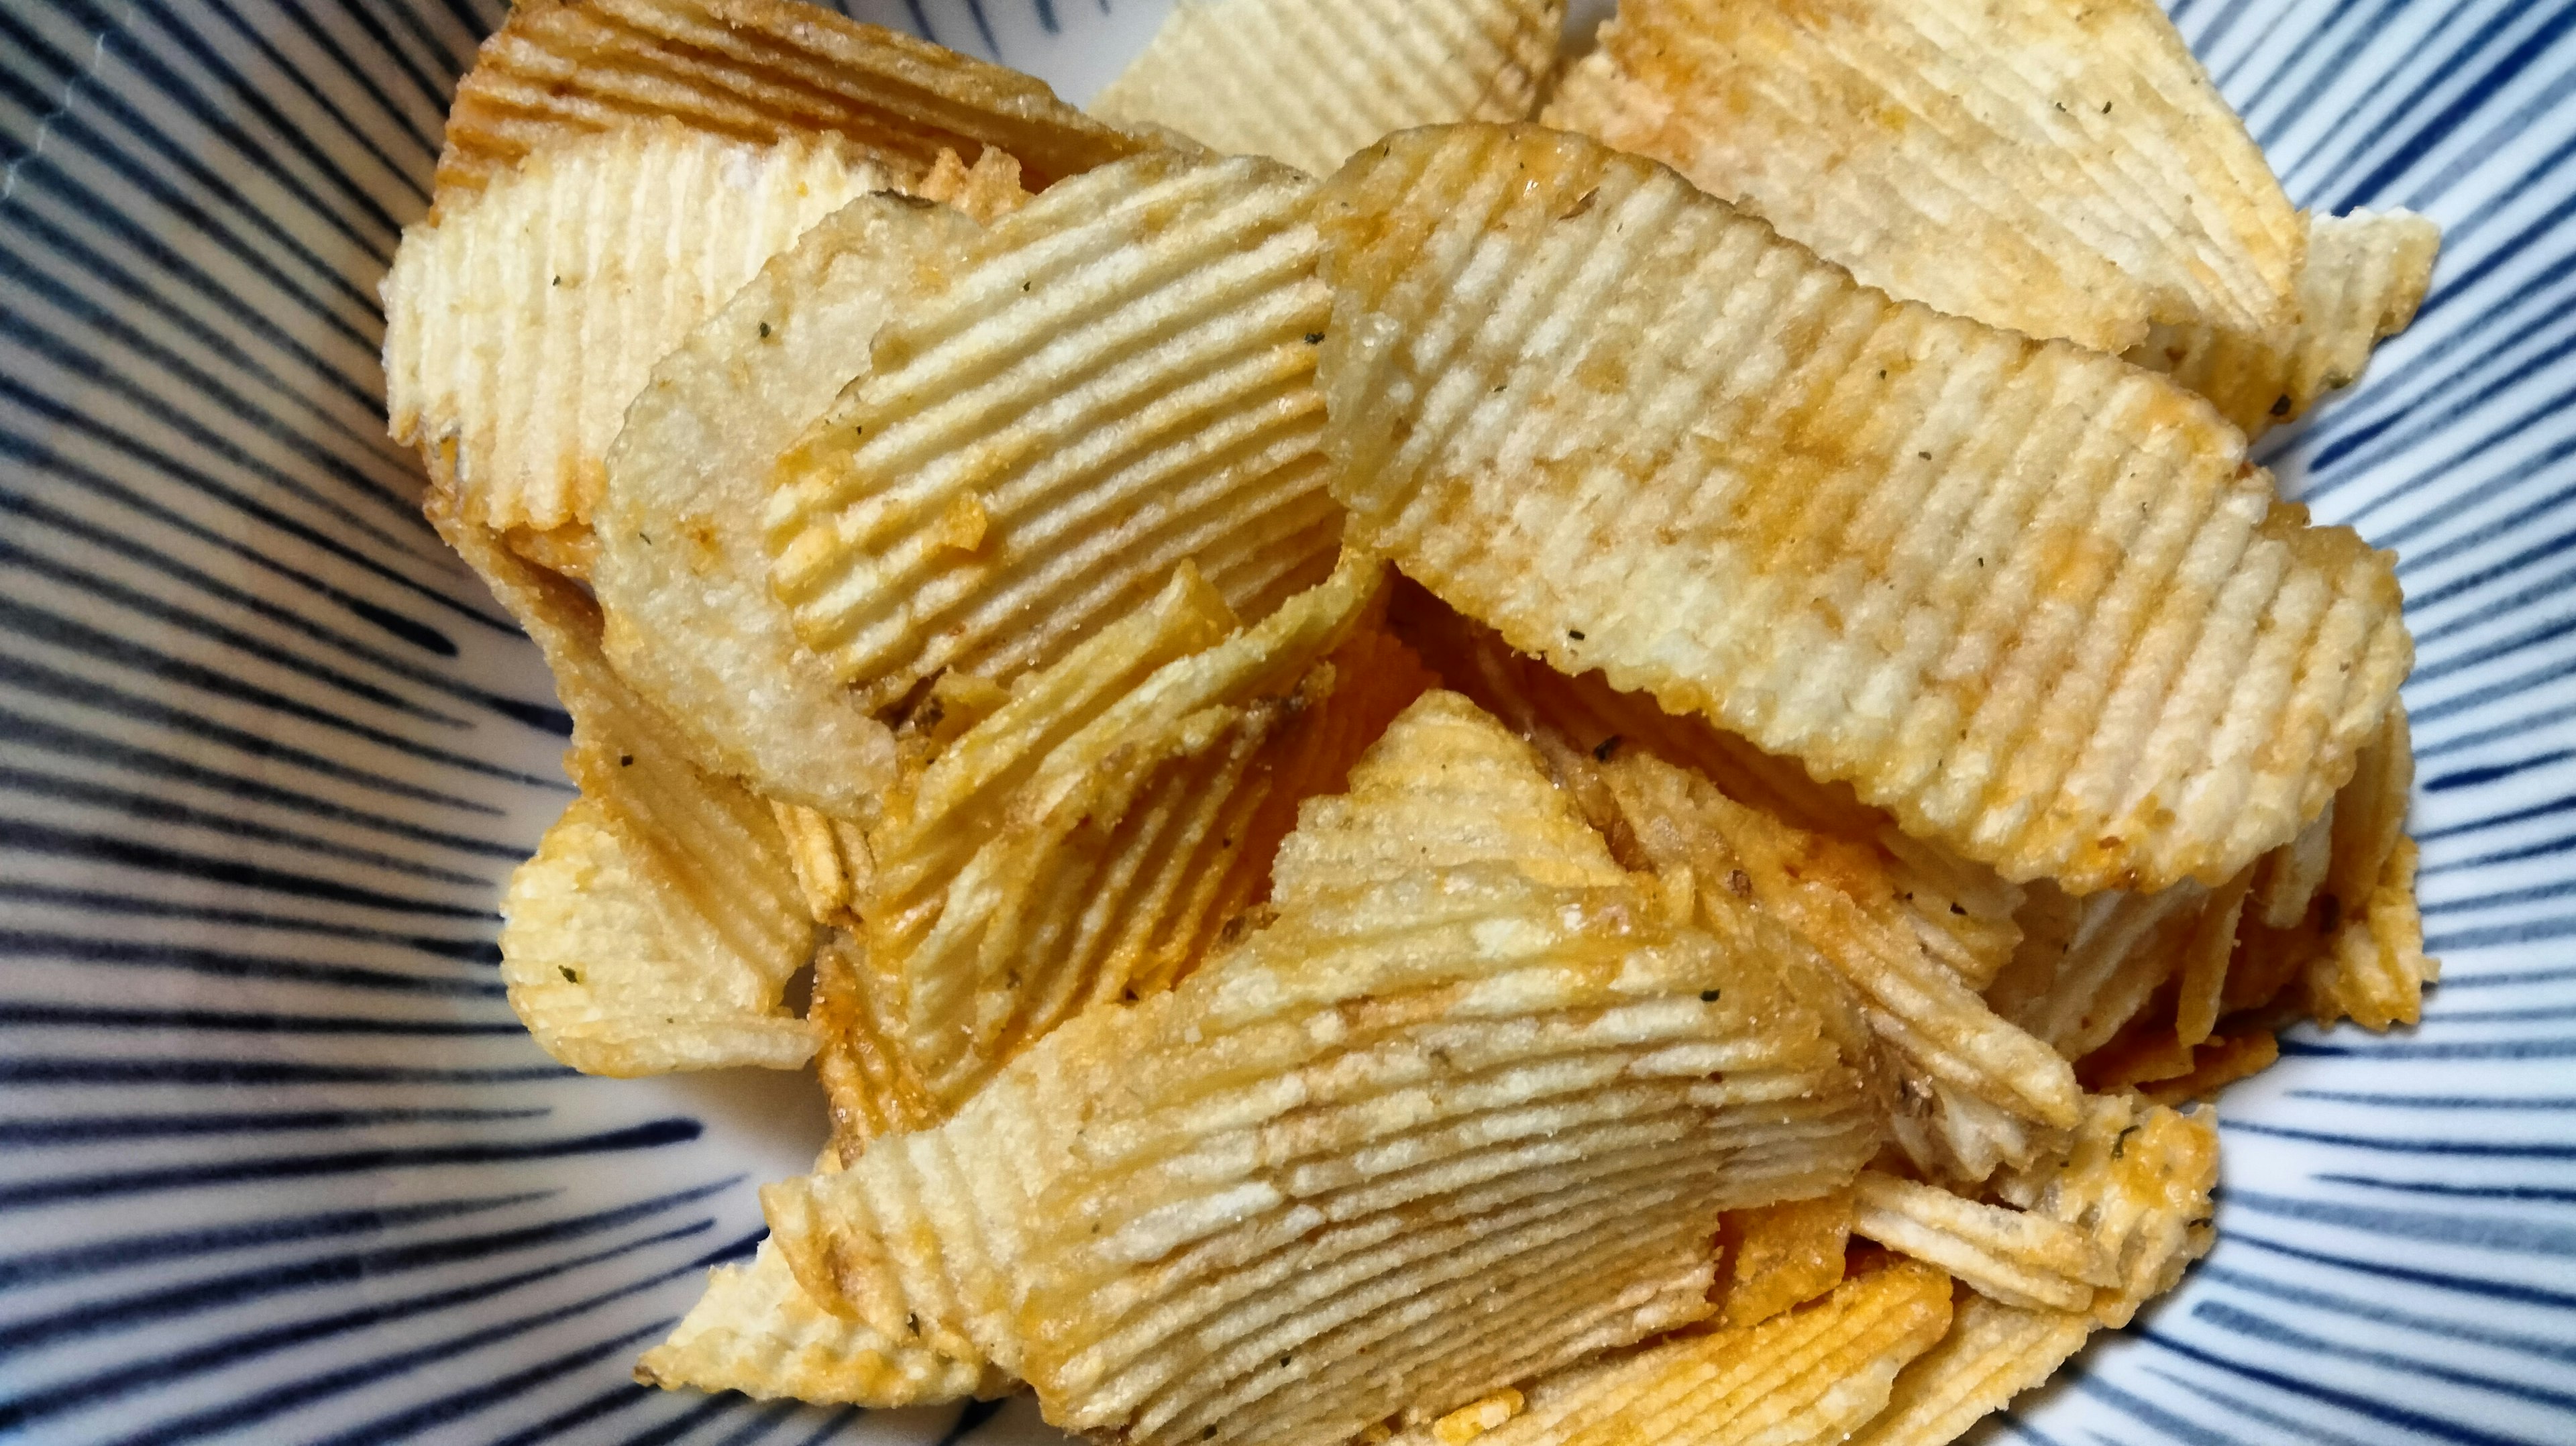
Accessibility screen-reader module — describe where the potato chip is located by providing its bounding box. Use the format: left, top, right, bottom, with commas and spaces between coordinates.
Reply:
429, 489, 822, 1074
1541, 0, 2300, 355
388, 122, 890, 541
808, 932, 942, 1163
596, 194, 981, 818
2175, 865, 2257, 1048
915, 146, 1034, 223
2308, 837, 2436, 1030
637, 1238, 1005, 1405
1851, 1170, 2110, 1313
1994, 882, 2204, 1058
1385, 1260, 1953, 1446
767, 148, 1346, 712
2326, 704, 2415, 920
1317, 124, 2410, 896
2132, 210, 2444, 435
433, 0, 1142, 208
763, 693, 1885, 1444
2139, 1030, 2279, 1107
1429, 1389, 1525, 1445
773, 801, 875, 932
2251, 801, 2337, 929
1089, 0, 1564, 178
1853, 1097, 2218, 1445
1716, 1189, 1855, 1331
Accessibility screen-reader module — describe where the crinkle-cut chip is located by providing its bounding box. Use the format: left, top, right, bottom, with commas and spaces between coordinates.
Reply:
431, 0, 1142, 209
773, 801, 874, 932
809, 932, 942, 1165
762, 692, 1886, 1444
1540, 0, 2300, 355
597, 194, 980, 818
1088, 0, 1563, 179
915, 146, 1033, 223
2139, 1031, 2280, 1106
430, 489, 821, 1074
2131, 211, 2444, 436
2175, 865, 2257, 1048
2251, 801, 2337, 929
386, 123, 887, 540
637, 1238, 1004, 1404
767, 148, 1346, 713
503, 522, 598, 581
1854, 1098, 2218, 1446
2327, 704, 2414, 923
1851, 1170, 2112, 1313
2308, 837, 2436, 1030
1389, 1260, 1954, 1446
1988, 881, 2206, 1059
1391, 587, 2029, 990
1322, 125, 2408, 896
1596, 751, 2080, 1137
1716, 1189, 1854, 1331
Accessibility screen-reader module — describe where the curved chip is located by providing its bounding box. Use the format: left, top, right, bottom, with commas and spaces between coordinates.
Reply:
766, 147, 1346, 711
1386, 1260, 1955, 1446
433, 0, 1142, 209
1542, 0, 2300, 355
1090, 0, 1564, 178
2133, 209, 2444, 436
763, 692, 1884, 1445
386, 121, 886, 540
429, 488, 820, 1075
596, 193, 981, 817
637, 1238, 1004, 1406
1317, 123, 2411, 895
1851, 1170, 2110, 1313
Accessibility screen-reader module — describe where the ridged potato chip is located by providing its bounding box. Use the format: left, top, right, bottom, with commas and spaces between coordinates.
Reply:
767, 148, 1346, 711
1851, 1170, 2111, 1313
1715, 1189, 1855, 1331
2308, 837, 2436, 1030
1851, 1096, 2218, 1446
430, 487, 820, 1074
808, 931, 941, 1161
763, 693, 1885, 1444
1318, 123, 2410, 896
1386, 1260, 1954, 1446
1090, 0, 1564, 178
1987, 881, 2204, 1059
386, 122, 887, 541
1542, 0, 2300, 355
596, 193, 981, 817
433, 0, 1142, 208
2133, 210, 2443, 436
915, 145, 1034, 223
637, 1238, 1005, 1405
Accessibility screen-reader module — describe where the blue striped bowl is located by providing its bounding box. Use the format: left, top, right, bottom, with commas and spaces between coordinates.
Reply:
3, 0, 2571, 1441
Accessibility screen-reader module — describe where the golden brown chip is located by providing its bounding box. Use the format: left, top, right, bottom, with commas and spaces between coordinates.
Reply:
637, 1239, 1005, 1405
773, 801, 874, 932
1542, 0, 2300, 355
2139, 1030, 2281, 1107
596, 193, 980, 818
430, 488, 821, 1074
1089, 0, 1563, 178
1317, 124, 2410, 896
767, 147, 1345, 712
808, 931, 941, 1166
2308, 837, 2436, 1030
1716, 1189, 1855, 1331
914, 146, 1034, 223
2132, 210, 2444, 435
433, 0, 1142, 208
1851, 1170, 2111, 1313
1387, 1260, 1955, 1446
763, 692, 1886, 1444
387, 122, 888, 540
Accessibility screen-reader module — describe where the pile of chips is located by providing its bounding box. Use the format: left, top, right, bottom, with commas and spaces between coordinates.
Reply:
383, 0, 2439, 1439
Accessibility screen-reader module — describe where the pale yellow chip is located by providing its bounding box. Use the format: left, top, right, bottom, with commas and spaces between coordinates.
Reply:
914, 146, 1034, 224
763, 693, 1885, 1445
772, 801, 875, 933
1990, 881, 2206, 1059
807, 932, 941, 1165
1089, 0, 1563, 178
2133, 210, 2444, 435
1386, 1260, 1955, 1446
1853, 1097, 2219, 1445
429, 489, 821, 1075
637, 1239, 1005, 1406
766, 147, 1346, 712
2308, 836, 2437, 1030
1717, 1189, 1855, 1331
594, 193, 980, 817
1851, 1170, 2112, 1314
386, 122, 888, 541
1318, 124, 2410, 896
433, 0, 1143, 209
1542, 0, 2300, 355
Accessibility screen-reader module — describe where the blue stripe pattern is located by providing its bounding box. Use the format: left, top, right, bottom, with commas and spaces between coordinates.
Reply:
0, 0, 2570, 1441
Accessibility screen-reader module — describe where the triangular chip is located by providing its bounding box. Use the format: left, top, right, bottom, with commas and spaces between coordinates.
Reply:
766, 147, 1346, 711
1317, 123, 2410, 895
386, 122, 888, 541
1542, 0, 2301, 355
761, 692, 1884, 1444
1091, 0, 1563, 178
595, 192, 980, 818
433, 0, 1142, 208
